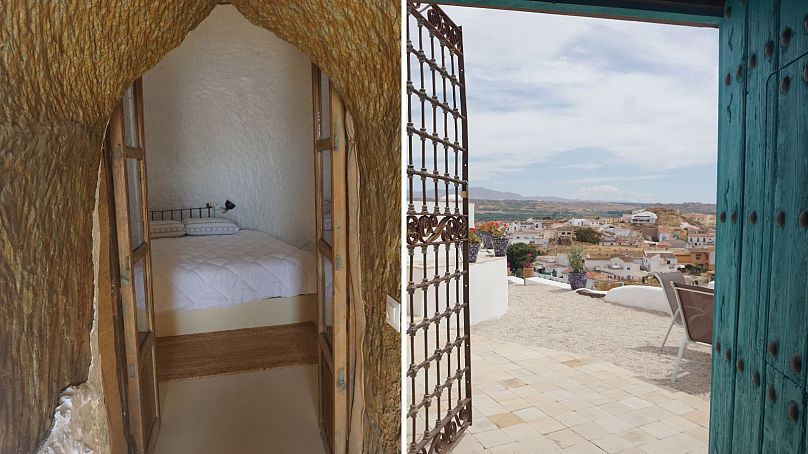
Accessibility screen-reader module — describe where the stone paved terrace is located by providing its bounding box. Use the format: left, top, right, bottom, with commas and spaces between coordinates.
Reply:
455, 336, 710, 453
454, 335, 709, 454
475, 284, 712, 399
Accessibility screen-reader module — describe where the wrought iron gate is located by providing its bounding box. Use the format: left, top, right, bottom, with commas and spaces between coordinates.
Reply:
406, 3, 471, 453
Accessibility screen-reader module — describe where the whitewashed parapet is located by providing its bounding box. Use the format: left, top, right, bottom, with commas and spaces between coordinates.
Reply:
604, 285, 669, 314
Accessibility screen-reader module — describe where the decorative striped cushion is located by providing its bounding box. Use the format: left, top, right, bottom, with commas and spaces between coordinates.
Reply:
150, 220, 185, 239
184, 217, 240, 236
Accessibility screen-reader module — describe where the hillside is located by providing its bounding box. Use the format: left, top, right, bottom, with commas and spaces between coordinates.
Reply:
474, 199, 716, 222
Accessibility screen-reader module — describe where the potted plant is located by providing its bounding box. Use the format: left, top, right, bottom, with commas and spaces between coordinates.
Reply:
468, 228, 481, 263
476, 221, 497, 249
506, 243, 541, 276
522, 253, 536, 278
567, 244, 587, 290
490, 224, 509, 257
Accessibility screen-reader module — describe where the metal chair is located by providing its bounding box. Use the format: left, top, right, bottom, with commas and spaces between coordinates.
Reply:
670, 282, 714, 383
653, 271, 686, 350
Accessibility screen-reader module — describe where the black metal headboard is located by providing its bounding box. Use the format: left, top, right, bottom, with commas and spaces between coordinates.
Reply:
149, 204, 216, 221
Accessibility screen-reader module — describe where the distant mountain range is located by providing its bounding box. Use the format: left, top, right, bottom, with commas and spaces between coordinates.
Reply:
417, 186, 714, 207
415, 186, 575, 202
467, 187, 576, 202
415, 186, 717, 220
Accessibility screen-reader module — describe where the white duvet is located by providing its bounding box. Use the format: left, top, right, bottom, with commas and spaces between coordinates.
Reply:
150, 230, 316, 314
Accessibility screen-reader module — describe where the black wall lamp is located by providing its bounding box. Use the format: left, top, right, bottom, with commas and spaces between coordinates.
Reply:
206, 200, 236, 214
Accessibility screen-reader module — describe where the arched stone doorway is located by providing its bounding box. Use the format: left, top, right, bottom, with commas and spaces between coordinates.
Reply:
0, 1, 400, 452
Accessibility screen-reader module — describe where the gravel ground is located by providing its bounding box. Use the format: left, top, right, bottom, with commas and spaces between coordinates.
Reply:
473, 284, 712, 400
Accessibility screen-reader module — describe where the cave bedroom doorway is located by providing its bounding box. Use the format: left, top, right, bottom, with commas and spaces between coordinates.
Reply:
100, 7, 349, 453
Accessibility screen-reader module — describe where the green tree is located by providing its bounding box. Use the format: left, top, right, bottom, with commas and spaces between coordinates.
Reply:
506, 243, 543, 273
574, 227, 601, 244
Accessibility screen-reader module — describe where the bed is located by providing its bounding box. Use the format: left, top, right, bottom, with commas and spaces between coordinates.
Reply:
143, 207, 317, 336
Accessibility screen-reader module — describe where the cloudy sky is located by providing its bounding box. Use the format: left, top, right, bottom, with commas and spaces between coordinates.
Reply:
441, 6, 719, 203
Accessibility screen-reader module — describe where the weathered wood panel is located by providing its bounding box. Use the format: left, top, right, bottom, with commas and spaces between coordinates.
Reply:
762, 365, 805, 453
778, 0, 808, 67
710, 1, 747, 451
765, 52, 808, 391
97, 152, 130, 453
731, 1, 779, 450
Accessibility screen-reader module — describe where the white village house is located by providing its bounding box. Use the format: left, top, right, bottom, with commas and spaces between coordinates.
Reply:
629, 209, 658, 224
642, 250, 678, 273
687, 232, 716, 247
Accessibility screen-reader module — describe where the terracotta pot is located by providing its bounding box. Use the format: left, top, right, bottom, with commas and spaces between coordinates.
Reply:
468, 242, 480, 263
568, 271, 588, 290
522, 267, 535, 278
492, 238, 509, 257
479, 231, 493, 249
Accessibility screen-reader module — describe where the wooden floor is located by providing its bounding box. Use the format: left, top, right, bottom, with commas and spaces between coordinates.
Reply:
156, 322, 317, 381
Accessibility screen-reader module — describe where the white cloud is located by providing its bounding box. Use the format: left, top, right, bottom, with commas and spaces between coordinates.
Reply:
566, 174, 670, 185
577, 184, 648, 202
443, 7, 719, 181
558, 162, 603, 171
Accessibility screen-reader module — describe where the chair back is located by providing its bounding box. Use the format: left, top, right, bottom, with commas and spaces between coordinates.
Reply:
672, 282, 714, 345
654, 271, 686, 319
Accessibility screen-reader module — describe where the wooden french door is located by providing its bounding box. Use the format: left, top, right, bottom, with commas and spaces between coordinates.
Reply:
313, 66, 349, 454
108, 78, 160, 454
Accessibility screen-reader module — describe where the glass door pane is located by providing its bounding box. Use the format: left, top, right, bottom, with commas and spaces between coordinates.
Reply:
321, 254, 334, 348
318, 73, 330, 140
133, 257, 151, 339
127, 158, 144, 247
122, 86, 140, 148
321, 150, 333, 246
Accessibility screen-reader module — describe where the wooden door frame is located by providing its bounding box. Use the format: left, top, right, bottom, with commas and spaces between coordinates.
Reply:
98, 140, 136, 454
108, 78, 160, 454
96, 68, 354, 454
312, 64, 350, 454
411, 2, 743, 453
435, 0, 722, 26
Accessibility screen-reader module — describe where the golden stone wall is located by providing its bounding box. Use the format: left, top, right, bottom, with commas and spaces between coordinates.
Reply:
0, 1, 400, 451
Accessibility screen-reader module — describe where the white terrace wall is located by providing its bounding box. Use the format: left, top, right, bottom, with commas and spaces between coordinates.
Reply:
143, 5, 315, 251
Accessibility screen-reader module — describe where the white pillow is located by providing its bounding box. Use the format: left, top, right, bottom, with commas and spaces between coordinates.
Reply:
184, 217, 240, 236
150, 220, 185, 239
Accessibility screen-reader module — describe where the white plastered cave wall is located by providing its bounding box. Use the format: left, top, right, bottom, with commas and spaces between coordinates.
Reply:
143, 5, 315, 251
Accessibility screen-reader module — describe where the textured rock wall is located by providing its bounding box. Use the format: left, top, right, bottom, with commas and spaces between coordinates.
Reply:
0, 1, 218, 127
0, 124, 102, 453
1, 1, 400, 452
37, 178, 110, 454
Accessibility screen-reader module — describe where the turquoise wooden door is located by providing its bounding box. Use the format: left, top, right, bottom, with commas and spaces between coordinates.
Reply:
713, 1, 808, 452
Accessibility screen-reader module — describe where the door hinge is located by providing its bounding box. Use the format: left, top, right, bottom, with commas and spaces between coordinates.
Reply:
114, 143, 122, 160
337, 368, 346, 389
335, 255, 343, 270
128, 363, 135, 378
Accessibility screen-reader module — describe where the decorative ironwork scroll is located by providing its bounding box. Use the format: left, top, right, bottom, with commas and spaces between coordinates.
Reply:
406, 3, 471, 453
